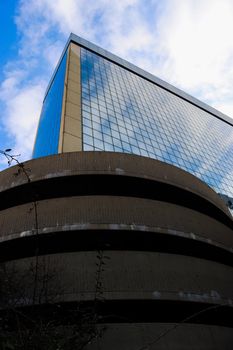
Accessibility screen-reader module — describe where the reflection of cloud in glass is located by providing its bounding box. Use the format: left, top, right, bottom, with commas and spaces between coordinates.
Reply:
81, 48, 233, 198
33, 51, 68, 158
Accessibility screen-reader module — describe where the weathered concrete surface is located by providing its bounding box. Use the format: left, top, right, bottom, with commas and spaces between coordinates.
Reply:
85, 323, 233, 350
0, 152, 230, 217
6, 251, 233, 305
0, 152, 232, 348
0, 196, 232, 251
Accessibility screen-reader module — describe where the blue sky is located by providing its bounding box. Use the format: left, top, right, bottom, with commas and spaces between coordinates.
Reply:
1, 0, 233, 170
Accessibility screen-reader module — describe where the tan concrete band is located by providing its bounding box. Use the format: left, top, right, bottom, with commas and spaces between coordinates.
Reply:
58, 43, 82, 153
0, 196, 232, 250
5, 251, 233, 304
68, 323, 233, 350
0, 152, 230, 218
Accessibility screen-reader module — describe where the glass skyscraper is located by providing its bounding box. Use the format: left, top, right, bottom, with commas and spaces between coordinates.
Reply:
33, 33, 233, 204
2, 34, 233, 348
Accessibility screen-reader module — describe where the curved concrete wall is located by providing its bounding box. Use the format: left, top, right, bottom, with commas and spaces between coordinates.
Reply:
0, 196, 233, 250
6, 251, 233, 304
0, 152, 230, 217
0, 152, 232, 348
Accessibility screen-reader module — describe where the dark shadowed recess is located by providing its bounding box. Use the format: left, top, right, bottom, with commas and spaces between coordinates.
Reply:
1, 299, 233, 328
0, 230, 232, 267
0, 174, 232, 229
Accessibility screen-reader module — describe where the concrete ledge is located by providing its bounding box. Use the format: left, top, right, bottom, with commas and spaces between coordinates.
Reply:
0, 152, 231, 218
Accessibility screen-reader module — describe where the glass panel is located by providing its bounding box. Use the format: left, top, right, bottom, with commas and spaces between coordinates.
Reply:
81, 47, 233, 199
33, 51, 67, 158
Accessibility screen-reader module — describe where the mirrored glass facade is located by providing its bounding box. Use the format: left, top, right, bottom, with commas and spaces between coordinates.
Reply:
81, 48, 233, 199
32, 37, 233, 201
33, 52, 67, 158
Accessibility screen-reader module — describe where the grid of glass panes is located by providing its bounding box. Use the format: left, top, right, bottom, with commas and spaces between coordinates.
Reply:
81, 48, 233, 198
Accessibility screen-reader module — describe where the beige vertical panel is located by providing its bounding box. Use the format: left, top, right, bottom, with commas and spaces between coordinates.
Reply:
58, 43, 82, 153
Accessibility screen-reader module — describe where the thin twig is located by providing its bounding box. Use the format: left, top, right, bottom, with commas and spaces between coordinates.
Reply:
137, 303, 224, 350
0, 150, 40, 304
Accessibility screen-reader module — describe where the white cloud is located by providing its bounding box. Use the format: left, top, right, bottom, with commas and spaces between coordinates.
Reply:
0, 68, 46, 162
153, 0, 233, 118
215, 102, 233, 119
1, 0, 155, 166
4, 85, 45, 154
1, 0, 233, 170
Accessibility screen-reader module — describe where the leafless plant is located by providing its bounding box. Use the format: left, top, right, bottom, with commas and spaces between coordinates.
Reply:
0, 149, 106, 349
